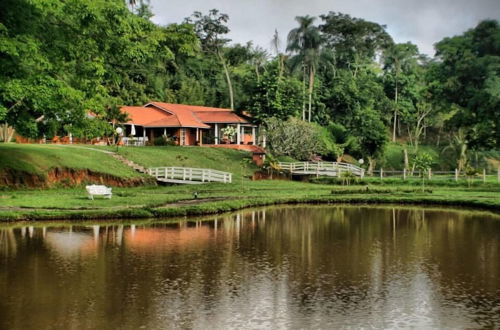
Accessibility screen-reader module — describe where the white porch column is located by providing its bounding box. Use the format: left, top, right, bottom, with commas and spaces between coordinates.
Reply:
196, 128, 199, 143
237, 123, 241, 144
252, 127, 256, 145
214, 123, 219, 145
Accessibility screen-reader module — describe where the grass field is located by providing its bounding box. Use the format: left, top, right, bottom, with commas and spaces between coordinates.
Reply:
380, 142, 500, 172
0, 144, 142, 179
0, 144, 259, 186
114, 145, 259, 179
1, 143, 499, 221
0, 180, 499, 221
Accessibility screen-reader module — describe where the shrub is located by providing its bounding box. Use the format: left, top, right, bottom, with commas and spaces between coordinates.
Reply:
262, 117, 328, 160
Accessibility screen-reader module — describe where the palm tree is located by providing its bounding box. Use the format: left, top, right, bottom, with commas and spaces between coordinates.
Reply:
248, 43, 269, 81
287, 16, 322, 122
383, 42, 419, 142
270, 29, 286, 78
442, 128, 468, 174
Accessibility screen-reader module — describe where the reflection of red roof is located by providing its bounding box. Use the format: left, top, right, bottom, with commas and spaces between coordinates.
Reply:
126, 227, 211, 251
120, 103, 251, 128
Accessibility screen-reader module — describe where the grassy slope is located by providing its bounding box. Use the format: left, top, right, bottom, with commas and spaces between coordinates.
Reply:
380, 143, 441, 170
0, 143, 499, 221
0, 144, 259, 184
380, 142, 500, 171
0, 144, 142, 179
114, 146, 259, 179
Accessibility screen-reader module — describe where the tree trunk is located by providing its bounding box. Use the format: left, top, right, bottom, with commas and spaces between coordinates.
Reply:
308, 66, 315, 122
367, 157, 375, 175
278, 55, 285, 78
302, 65, 306, 121
392, 78, 398, 142
404, 148, 409, 170
8, 128, 15, 142
218, 51, 234, 110
1, 123, 15, 143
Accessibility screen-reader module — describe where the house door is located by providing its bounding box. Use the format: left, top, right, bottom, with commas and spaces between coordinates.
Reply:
180, 128, 186, 145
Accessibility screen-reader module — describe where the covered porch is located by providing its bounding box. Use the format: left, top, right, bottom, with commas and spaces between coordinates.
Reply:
202, 123, 258, 145
121, 124, 208, 146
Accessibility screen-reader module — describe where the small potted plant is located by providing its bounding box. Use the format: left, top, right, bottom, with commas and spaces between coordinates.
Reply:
220, 126, 237, 144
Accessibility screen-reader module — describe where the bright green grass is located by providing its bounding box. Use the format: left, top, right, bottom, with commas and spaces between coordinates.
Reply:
380, 142, 500, 172
0, 180, 499, 221
381, 142, 441, 170
0, 144, 143, 179
113, 145, 259, 179
1, 144, 499, 221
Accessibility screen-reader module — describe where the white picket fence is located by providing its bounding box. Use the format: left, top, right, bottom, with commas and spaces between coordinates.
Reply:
278, 162, 365, 177
148, 167, 232, 184
373, 168, 500, 183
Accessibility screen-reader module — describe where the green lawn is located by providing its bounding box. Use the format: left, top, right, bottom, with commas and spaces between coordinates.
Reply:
0, 144, 259, 186
114, 145, 259, 179
1, 143, 499, 222
0, 144, 142, 179
380, 142, 500, 172
0, 180, 499, 221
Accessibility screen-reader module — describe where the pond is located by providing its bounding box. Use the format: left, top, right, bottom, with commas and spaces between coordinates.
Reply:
0, 205, 499, 329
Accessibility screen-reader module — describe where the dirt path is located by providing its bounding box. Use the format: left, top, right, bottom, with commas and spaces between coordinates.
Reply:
0, 197, 240, 212
159, 197, 238, 208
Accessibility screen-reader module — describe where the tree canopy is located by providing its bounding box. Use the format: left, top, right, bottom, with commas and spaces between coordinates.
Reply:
1, 1, 498, 169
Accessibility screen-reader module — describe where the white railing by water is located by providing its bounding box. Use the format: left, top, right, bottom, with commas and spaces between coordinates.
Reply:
278, 162, 364, 177
148, 167, 232, 184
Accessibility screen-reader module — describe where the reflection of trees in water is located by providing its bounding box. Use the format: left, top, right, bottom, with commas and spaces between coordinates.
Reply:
0, 228, 17, 256
0, 207, 499, 328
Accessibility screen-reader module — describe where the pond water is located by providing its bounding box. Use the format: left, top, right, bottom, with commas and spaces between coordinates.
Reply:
0, 205, 499, 329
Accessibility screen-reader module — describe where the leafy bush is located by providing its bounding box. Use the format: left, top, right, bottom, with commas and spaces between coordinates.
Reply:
153, 136, 175, 146
263, 117, 329, 160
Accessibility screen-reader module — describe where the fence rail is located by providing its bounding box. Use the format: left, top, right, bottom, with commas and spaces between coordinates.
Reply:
278, 162, 365, 177
148, 167, 232, 184
371, 168, 500, 183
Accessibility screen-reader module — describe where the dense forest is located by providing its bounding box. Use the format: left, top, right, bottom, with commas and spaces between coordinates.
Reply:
1, 0, 499, 171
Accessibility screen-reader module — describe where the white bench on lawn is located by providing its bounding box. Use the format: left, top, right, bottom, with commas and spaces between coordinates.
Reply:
86, 185, 112, 200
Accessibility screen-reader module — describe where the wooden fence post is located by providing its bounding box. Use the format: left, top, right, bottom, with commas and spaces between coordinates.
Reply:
455, 169, 459, 181
428, 168, 432, 180
403, 168, 406, 180
380, 168, 383, 180
483, 169, 486, 183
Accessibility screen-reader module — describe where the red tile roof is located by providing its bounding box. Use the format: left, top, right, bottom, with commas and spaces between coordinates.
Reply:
147, 102, 250, 124
120, 103, 251, 128
148, 102, 232, 112
120, 106, 167, 126
121, 105, 208, 128
194, 111, 248, 123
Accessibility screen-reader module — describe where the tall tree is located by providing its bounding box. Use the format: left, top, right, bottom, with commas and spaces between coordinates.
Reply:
248, 61, 302, 121
287, 15, 323, 122
319, 12, 393, 71
185, 10, 235, 109
431, 20, 500, 150
383, 42, 420, 142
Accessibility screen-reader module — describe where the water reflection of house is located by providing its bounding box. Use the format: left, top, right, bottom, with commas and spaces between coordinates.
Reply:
45, 232, 96, 256
125, 226, 212, 251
